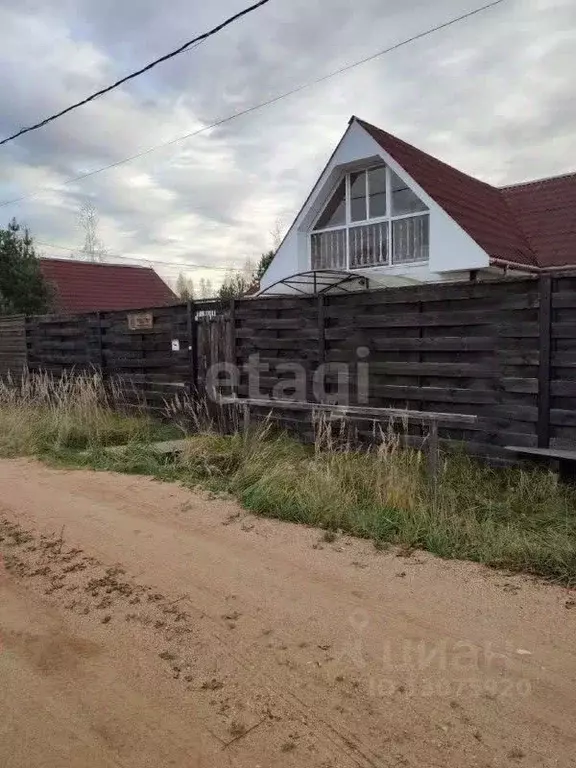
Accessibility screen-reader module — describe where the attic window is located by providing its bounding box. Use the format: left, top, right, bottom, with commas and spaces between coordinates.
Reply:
314, 179, 346, 229
390, 171, 428, 216
311, 164, 429, 270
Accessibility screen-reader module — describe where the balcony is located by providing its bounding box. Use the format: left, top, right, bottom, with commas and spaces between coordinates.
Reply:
311, 214, 429, 271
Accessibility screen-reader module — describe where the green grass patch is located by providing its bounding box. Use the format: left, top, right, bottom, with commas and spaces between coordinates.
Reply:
69, 426, 576, 584
49, 441, 183, 481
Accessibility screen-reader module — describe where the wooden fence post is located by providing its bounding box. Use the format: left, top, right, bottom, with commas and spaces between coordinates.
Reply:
95, 311, 105, 378
229, 299, 237, 397
317, 294, 326, 407
417, 297, 424, 422
23, 315, 30, 373
317, 294, 326, 365
187, 300, 197, 396
427, 419, 439, 484
243, 402, 251, 434
537, 275, 552, 448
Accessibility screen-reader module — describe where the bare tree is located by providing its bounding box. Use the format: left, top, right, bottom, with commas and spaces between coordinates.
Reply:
241, 257, 256, 281
176, 273, 195, 300
252, 219, 283, 283
198, 277, 214, 299
270, 218, 284, 250
78, 201, 107, 262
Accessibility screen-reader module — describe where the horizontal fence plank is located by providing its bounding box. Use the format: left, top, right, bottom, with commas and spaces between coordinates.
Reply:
328, 310, 497, 329
235, 327, 318, 340
337, 336, 496, 353
551, 380, 576, 396
365, 361, 497, 377
323, 279, 538, 306
220, 396, 478, 425
552, 291, 576, 309
236, 317, 315, 330
550, 408, 576, 427
552, 323, 576, 339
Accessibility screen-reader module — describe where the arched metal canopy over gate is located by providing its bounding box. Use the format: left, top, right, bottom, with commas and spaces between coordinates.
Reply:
258, 269, 370, 296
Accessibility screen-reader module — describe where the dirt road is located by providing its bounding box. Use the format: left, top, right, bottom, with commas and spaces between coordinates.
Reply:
0, 458, 574, 767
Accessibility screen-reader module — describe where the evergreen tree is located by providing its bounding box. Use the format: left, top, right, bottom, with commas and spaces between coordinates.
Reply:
217, 270, 251, 300
0, 219, 52, 315
217, 259, 256, 300
256, 249, 275, 280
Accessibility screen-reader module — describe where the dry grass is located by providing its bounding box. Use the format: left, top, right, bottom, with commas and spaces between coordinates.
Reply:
0, 370, 159, 455
164, 389, 240, 435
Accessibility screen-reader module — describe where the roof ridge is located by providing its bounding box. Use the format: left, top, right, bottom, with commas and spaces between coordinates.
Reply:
500, 169, 576, 190
40, 256, 153, 271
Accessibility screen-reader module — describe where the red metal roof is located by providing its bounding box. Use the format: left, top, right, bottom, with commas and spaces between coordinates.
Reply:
501, 174, 576, 268
356, 117, 575, 269
39, 258, 177, 313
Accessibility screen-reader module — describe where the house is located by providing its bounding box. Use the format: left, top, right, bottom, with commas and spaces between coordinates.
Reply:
39, 258, 177, 313
260, 116, 576, 294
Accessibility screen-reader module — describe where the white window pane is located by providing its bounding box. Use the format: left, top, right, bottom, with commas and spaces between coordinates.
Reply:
311, 233, 321, 268
350, 171, 367, 222
349, 222, 388, 268
368, 166, 387, 219
314, 179, 346, 230
390, 171, 428, 216
392, 215, 429, 264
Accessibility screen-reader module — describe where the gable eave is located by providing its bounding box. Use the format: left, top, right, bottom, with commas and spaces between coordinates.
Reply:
260, 119, 360, 285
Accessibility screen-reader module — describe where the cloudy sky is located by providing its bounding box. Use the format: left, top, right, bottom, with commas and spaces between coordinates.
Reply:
0, 0, 574, 288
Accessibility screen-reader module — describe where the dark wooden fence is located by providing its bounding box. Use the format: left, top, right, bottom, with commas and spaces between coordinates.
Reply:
233, 277, 542, 458
24, 303, 189, 412
15, 300, 231, 414
0, 316, 26, 377
1, 274, 576, 458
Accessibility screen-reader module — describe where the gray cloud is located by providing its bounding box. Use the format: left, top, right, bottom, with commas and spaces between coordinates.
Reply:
0, 0, 574, 288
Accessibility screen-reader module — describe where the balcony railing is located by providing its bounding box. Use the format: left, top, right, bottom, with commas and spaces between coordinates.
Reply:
310, 229, 346, 270
349, 221, 388, 268
392, 215, 429, 264
311, 214, 429, 271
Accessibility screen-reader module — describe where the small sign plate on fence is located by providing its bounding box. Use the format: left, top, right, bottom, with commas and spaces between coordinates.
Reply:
128, 312, 153, 330
171, 339, 180, 352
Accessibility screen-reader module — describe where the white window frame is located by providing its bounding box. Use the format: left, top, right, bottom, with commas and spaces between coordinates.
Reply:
309, 164, 429, 270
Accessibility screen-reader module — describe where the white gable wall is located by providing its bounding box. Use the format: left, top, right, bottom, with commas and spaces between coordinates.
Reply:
260, 120, 490, 293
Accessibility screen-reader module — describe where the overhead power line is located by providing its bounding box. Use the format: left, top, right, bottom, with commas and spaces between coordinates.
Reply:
0, 0, 505, 210
0, 0, 271, 148
36, 240, 234, 271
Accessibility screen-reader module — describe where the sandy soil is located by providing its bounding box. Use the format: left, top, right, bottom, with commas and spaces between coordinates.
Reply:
0, 458, 575, 768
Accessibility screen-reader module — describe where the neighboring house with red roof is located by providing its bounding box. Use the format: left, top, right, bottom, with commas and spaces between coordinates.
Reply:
260, 116, 576, 294
39, 258, 177, 313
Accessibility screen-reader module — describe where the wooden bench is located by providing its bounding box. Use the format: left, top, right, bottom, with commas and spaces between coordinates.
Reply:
505, 446, 576, 483
220, 397, 477, 481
